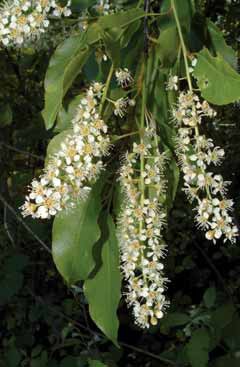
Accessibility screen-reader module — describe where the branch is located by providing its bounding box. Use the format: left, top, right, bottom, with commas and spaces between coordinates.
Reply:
0, 193, 51, 254
0, 142, 45, 161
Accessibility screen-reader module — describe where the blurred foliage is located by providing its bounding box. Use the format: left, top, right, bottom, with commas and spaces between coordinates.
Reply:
0, 0, 240, 366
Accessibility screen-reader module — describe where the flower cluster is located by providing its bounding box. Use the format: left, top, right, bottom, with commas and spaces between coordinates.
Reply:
118, 128, 169, 328
0, 0, 71, 47
174, 91, 238, 243
21, 83, 110, 219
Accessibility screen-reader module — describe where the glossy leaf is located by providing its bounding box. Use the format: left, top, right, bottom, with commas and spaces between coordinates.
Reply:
52, 181, 104, 284
84, 216, 121, 346
193, 48, 240, 105
42, 34, 90, 130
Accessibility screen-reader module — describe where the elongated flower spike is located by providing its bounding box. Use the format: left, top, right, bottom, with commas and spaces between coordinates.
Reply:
21, 83, 110, 219
118, 117, 169, 328
174, 91, 238, 244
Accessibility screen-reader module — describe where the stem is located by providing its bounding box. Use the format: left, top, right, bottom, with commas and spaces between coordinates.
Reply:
139, 74, 146, 273
171, 0, 200, 138
171, 0, 192, 92
4, 204, 15, 247
99, 64, 114, 115
0, 194, 51, 254
140, 79, 146, 208
0, 142, 44, 161
112, 131, 139, 142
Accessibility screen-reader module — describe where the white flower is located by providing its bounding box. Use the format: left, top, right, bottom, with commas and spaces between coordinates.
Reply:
115, 68, 133, 88
189, 57, 198, 73
166, 75, 178, 91
113, 98, 129, 118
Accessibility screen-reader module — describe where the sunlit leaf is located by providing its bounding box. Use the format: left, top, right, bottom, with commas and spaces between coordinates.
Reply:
84, 216, 121, 346
193, 48, 240, 105
42, 34, 90, 129
52, 181, 104, 284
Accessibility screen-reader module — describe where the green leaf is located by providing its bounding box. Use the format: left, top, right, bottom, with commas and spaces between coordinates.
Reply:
84, 216, 121, 346
161, 312, 190, 329
210, 302, 235, 346
45, 129, 72, 166
71, 0, 96, 12
193, 48, 240, 105
5, 347, 22, 367
166, 157, 179, 209
203, 287, 216, 308
100, 29, 121, 67
161, 0, 194, 32
60, 356, 86, 367
222, 314, 240, 351
54, 95, 83, 132
88, 360, 107, 367
120, 20, 141, 48
156, 22, 179, 67
42, 34, 91, 129
186, 328, 210, 367
98, 8, 145, 29
52, 181, 104, 284
207, 20, 237, 69
211, 302, 235, 330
